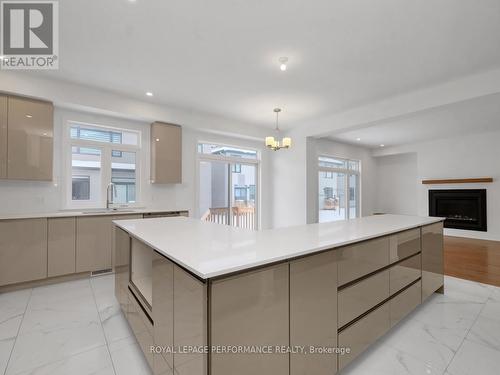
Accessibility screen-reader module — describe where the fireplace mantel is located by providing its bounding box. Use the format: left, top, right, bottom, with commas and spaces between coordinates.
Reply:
422, 178, 493, 185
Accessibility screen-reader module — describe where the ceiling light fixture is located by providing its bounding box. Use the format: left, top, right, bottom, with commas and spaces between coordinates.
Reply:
279, 57, 288, 71
356, 137, 361, 141
265, 108, 291, 151
146, 92, 153, 97
380, 144, 385, 147
25, 114, 33, 118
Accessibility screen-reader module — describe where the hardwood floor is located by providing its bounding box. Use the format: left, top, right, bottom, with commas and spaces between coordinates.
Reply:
444, 235, 500, 287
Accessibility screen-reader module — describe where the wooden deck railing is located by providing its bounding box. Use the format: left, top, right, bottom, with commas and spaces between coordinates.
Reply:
201, 206, 256, 229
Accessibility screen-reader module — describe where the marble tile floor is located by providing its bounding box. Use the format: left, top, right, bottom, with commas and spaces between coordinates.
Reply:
0, 274, 499, 375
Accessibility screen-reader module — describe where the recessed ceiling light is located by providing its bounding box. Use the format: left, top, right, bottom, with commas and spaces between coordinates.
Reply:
25, 114, 33, 118
356, 137, 361, 141
279, 57, 288, 71
380, 144, 385, 147
146, 92, 153, 97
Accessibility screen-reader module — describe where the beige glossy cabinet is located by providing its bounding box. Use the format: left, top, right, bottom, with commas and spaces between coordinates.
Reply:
337, 237, 390, 286
48, 217, 76, 277
151, 122, 182, 184
0, 219, 47, 286
115, 227, 131, 314
211, 264, 289, 375
290, 251, 338, 375
422, 222, 444, 300
7, 96, 53, 181
0, 95, 7, 179
76, 214, 141, 272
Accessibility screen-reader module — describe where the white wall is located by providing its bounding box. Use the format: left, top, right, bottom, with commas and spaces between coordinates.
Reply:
373, 129, 500, 240
374, 153, 418, 215
0, 108, 273, 229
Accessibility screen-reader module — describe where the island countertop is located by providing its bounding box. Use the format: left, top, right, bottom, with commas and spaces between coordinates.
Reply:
113, 214, 444, 280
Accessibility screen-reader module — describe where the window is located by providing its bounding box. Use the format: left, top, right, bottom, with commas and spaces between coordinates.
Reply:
66, 122, 141, 208
197, 142, 259, 229
318, 156, 360, 223
72, 176, 90, 200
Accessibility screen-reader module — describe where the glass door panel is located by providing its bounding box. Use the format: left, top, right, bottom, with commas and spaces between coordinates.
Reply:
318, 171, 347, 223
199, 161, 230, 225
348, 173, 359, 219
231, 163, 257, 229
111, 150, 137, 204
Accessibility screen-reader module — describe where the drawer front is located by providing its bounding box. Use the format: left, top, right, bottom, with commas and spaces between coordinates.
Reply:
389, 228, 421, 263
390, 281, 421, 327
338, 302, 390, 370
338, 270, 390, 327
389, 254, 421, 295
338, 237, 390, 286
128, 290, 153, 337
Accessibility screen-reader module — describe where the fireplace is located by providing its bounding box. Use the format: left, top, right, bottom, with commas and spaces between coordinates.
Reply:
429, 189, 487, 231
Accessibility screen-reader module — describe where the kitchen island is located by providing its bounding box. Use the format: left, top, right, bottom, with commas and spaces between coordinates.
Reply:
113, 214, 444, 375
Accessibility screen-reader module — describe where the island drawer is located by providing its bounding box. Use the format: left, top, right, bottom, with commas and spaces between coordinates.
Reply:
338, 269, 390, 327
337, 237, 390, 286
338, 302, 390, 370
128, 290, 154, 369
128, 289, 153, 337
390, 280, 421, 327
389, 253, 421, 294
389, 228, 421, 263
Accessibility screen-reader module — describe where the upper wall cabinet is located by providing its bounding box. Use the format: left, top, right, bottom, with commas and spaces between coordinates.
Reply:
0, 96, 7, 179
151, 122, 182, 184
6, 96, 54, 181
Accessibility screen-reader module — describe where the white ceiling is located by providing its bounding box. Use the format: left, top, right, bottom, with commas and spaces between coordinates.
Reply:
21, 0, 500, 129
327, 93, 500, 148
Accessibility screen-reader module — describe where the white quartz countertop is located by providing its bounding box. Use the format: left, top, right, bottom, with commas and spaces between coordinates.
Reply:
113, 214, 444, 280
0, 208, 188, 220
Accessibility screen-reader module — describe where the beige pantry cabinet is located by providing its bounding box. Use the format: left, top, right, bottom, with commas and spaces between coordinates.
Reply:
6, 96, 54, 181
0, 95, 7, 179
0, 219, 48, 286
151, 122, 182, 184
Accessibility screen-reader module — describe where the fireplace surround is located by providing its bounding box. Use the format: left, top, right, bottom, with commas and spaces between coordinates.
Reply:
429, 189, 487, 231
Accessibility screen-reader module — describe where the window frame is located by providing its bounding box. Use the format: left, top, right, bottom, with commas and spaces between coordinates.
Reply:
195, 140, 261, 229
317, 155, 361, 222
64, 120, 142, 209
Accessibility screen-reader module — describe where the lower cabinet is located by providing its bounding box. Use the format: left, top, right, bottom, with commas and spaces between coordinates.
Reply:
76, 214, 141, 272
390, 281, 422, 327
210, 264, 289, 375
48, 217, 76, 277
114, 227, 131, 313
422, 223, 444, 301
0, 219, 47, 286
338, 303, 391, 370
290, 250, 338, 375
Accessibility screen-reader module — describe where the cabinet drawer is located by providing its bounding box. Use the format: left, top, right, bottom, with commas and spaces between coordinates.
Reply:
389, 254, 421, 295
338, 237, 390, 285
338, 302, 390, 370
390, 281, 421, 327
389, 228, 421, 263
338, 270, 389, 327
128, 289, 153, 337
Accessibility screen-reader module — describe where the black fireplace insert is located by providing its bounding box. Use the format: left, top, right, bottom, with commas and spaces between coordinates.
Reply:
429, 189, 487, 231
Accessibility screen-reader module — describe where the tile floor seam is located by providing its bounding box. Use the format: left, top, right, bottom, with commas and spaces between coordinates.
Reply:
3, 288, 32, 375
89, 276, 119, 375
442, 286, 493, 374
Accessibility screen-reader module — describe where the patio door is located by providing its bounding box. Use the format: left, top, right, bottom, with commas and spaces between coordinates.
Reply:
198, 160, 258, 229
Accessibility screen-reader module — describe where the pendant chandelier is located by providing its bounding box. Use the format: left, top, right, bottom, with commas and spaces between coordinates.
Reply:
265, 108, 292, 151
